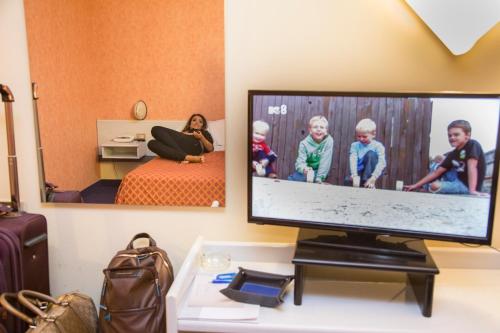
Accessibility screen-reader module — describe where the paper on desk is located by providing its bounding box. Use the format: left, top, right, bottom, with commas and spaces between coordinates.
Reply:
179, 274, 259, 321
187, 274, 243, 307
179, 306, 259, 321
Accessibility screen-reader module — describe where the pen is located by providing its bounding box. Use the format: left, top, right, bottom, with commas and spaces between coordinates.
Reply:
211, 272, 236, 284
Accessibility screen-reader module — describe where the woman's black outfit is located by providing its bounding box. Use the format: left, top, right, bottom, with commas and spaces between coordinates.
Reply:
148, 126, 214, 161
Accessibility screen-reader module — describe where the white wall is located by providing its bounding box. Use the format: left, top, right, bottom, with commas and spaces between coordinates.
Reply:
1, 0, 499, 304
0, 0, 34, 203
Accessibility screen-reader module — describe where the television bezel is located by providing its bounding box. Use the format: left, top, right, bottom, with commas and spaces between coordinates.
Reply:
247, 90, 500, 245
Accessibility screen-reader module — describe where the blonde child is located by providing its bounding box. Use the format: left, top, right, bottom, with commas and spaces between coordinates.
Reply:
347, 118, 386, 188
252, 120, 277, 177
288, 116, 334, 183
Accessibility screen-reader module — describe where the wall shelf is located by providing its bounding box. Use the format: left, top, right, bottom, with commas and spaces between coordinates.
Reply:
100, 141, 146, 160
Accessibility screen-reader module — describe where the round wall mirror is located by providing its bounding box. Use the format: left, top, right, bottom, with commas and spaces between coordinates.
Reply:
133, 100, 148, 120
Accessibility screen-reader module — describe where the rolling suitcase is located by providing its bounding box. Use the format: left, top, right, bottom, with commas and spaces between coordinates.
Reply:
0, 228, 24, 333
0, 84, 50, 333
31, 82, 83, 203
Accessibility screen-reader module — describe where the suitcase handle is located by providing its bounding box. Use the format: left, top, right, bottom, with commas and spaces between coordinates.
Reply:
0, 292, 36, 326
32, 82, 39, 100
0, 84, 14, 102
0, 84, 20, 212
24, 233, 48, 248
17, 290, 61, 320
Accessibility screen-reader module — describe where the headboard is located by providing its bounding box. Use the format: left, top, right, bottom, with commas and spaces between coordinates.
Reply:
97, 119, 225, 155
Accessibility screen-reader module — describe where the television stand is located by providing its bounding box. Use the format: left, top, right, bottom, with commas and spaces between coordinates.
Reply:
298, 232, 426, 258
293, 229, 440, 317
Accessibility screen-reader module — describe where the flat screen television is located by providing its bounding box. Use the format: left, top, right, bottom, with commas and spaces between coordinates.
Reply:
248, 91, 500, 251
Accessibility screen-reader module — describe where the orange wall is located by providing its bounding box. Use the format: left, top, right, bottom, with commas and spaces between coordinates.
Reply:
24, 0, 225, 190
89, 0, 225, 121
24, 0, 99, 191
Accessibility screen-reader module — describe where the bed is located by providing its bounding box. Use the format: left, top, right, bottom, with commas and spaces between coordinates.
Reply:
115, 152, 225, 206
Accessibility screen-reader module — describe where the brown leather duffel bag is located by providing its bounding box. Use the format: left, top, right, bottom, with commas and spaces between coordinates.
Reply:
0, 290, 98, 333
99, 233, 174, 333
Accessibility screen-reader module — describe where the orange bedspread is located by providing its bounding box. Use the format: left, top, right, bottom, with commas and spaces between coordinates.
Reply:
115, 152, 225, 206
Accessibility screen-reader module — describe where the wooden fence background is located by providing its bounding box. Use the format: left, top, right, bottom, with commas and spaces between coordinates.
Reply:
253, 95, 433, 190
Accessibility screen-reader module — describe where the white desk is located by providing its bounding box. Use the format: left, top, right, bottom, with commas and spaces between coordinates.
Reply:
166, 238, 500, 333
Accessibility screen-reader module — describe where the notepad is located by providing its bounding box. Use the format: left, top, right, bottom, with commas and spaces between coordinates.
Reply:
187, 275, 242, 308
180, 274, 260, 322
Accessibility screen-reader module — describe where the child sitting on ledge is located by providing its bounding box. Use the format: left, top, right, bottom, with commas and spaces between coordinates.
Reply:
346, 118, 386, 189
288, 115, 334, 184
252, 120, 277, 178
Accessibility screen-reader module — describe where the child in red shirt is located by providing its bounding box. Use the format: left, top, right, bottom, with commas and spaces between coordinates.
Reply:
252, 120, 277, 177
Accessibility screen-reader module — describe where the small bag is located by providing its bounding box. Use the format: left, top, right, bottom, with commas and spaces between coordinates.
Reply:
45, 182, 83, 203
99, 233, 174, 333
0, 290, 98, 333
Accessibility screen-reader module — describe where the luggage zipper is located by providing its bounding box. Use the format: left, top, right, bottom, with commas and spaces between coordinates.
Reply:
101, 279, 107, 297
99, 304, 111, 322
115, 251, 172, 271
114, 251, 174, 288
100, 276, 160, 316
155, 278, 161, 297
100, 279, 111, 321
137, 253, 148, 265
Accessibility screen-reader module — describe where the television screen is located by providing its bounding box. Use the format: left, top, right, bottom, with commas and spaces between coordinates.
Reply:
248, 91, 500, 244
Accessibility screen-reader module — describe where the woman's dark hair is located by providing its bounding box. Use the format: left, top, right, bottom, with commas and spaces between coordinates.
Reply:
182, 113, 208, 132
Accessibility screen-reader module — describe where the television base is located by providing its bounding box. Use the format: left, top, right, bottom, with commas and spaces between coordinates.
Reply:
293, 230, 440, 317
298, 232, 426, 258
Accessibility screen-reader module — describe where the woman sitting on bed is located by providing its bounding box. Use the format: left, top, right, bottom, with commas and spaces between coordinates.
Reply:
148, 114, 214, 163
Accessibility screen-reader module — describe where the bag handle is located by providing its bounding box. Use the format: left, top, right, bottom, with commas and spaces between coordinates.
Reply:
0, 84, 20, 212
126, 233, 156, 249
0, 292, 36, 325
17, 290, 61, 320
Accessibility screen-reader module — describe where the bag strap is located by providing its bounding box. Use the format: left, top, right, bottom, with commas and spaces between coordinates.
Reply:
17, 290, 61, 320
126, 233, 156, 249
0, 293, 35, 326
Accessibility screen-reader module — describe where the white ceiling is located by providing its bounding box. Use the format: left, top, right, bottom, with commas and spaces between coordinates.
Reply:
405, 0, 500, 55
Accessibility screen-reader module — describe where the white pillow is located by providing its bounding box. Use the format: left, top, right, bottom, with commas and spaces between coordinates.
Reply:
207, 119, 225, 151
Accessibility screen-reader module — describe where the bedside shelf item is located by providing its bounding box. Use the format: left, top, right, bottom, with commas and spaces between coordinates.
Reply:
100, 141, 146, 160
112, 135, 135, 143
